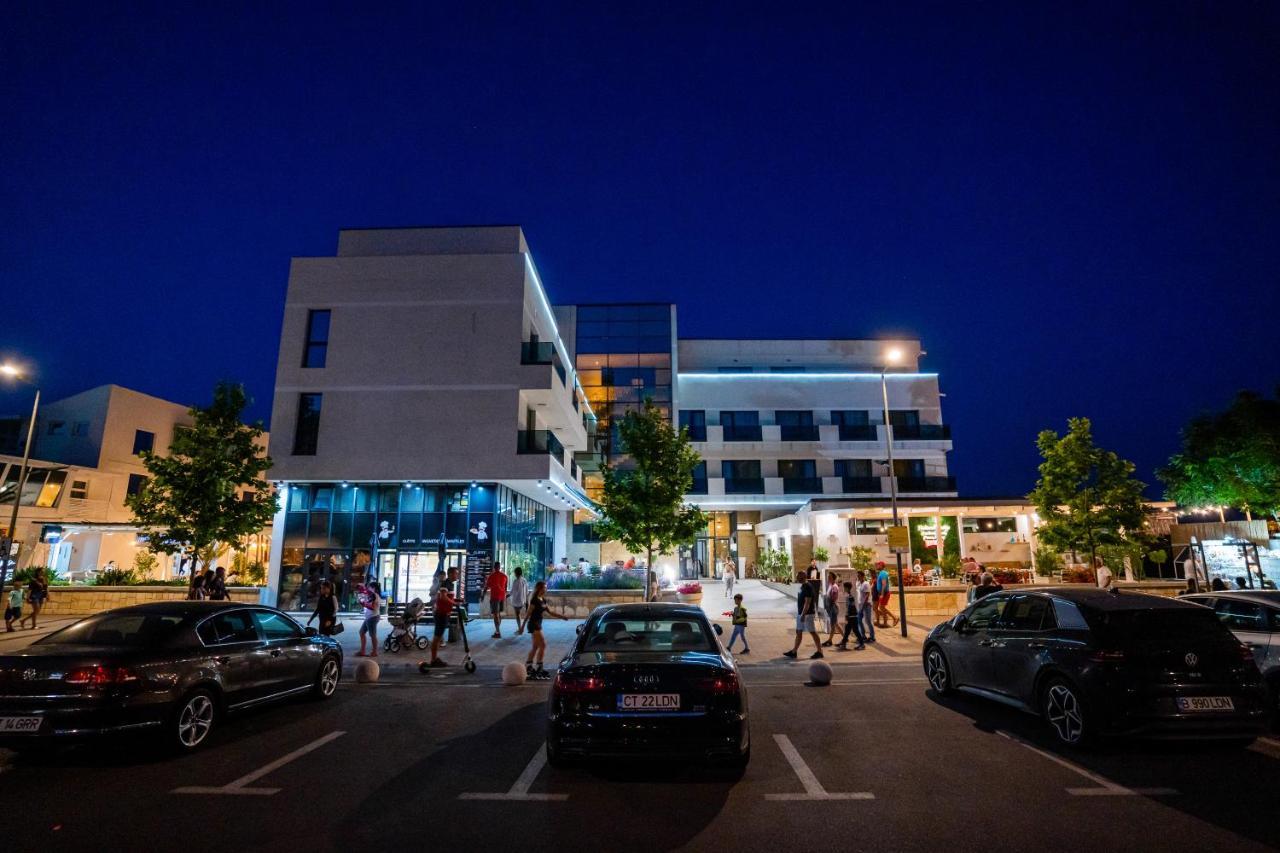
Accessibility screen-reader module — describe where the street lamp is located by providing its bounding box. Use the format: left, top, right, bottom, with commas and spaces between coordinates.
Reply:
0, 361, 40, 596
879, 346, 909, 638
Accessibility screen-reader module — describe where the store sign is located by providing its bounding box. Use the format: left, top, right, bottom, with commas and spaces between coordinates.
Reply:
40, 525, 64, 544
887, 526, 910, 553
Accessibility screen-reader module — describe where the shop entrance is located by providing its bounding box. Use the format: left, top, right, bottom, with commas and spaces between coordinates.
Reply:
394, 550, 465, 604
682, 512, 737, 579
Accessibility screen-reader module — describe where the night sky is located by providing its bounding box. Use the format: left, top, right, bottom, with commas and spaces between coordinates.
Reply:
3, 3, 1276, 497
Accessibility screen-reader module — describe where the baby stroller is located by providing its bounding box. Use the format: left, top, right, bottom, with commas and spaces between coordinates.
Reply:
384, 598, 430, 652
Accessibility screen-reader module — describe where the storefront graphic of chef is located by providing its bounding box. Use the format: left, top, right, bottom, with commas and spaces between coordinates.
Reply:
469, 521, 489, 542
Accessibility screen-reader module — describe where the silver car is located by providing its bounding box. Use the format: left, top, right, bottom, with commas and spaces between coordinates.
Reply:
1184, 590, 1280, 717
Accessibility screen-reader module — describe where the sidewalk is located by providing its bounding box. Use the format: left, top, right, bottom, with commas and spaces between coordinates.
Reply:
0, 618, 79, 653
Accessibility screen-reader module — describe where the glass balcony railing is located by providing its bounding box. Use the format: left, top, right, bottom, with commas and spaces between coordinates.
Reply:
782, 476, 824, 494
723, 477, 765, 494
520, 341, 567, 385
516, 430, 565, 465
837, 424, 878, 441
840, 476, 883, 493
891, 424, 951, 440
779, 425, 820, 441
896, 476, 957, 492
722, 425, 763, 441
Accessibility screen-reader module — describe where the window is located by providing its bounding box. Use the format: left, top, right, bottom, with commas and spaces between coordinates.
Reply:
777, 460, 816, 478
893, 459, 926, 478
1051, 598, 1090, 630
850, 518, 890, 535
583, 614, 714, 652
72, 421, 89, 437
1213, 599, 1267, 632
689, 460, 708, 493
303, 309, 331, 368
678, 410, 706, 440
835, 459, 872, 477
126, 473, 147, 496
831, 410, 870, 426
1000, 595, 1052, 631
965, 596, 1008, 629
253, 610, 302, 641
40, 612, 185, 647
775, 411, 813, 426
962, 517, 1019, 533
719, 411, 759, 427
293, 393, 323, 455
889, 410, 920, 427
196, 610, 260, 645
69, 480, 89, 500
47, 420, 65, 436
721, 460, 761, 480
132, 429, 155, 455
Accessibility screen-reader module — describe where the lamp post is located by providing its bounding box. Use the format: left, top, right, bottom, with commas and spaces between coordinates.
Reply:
1, 362, 40, 597
879, 347, 909, 638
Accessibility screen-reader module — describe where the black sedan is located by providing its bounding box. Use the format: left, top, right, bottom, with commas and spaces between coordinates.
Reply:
0, 601, 342, 752
923, 587, 1268, 746
545, 603, 749, 769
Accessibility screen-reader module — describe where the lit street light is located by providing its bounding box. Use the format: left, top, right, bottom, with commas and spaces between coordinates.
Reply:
0, 361, 40, 597
879, 346, 909, 638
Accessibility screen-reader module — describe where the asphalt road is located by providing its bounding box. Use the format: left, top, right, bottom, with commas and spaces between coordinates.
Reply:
2, 660, 1279, 853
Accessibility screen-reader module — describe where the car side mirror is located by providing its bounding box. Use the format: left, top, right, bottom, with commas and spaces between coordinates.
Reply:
952, 614, 969, 633
304, 627, 318, 638
575, 623, 585, 636
713, 623, 724, 636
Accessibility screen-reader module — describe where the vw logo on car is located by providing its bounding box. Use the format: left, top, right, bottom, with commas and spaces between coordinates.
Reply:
1184, 652, 1199, 669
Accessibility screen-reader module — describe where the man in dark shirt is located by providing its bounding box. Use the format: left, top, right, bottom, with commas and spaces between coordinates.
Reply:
783, 572, 825, 660
973, 572, 1003, 601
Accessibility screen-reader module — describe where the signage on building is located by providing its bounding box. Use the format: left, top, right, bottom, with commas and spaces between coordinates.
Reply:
887, 525, 910, 553
40, 525, 64, 544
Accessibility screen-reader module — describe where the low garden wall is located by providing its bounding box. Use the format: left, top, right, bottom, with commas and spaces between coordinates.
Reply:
20, 586, 264, 617
547, 589, 645, 618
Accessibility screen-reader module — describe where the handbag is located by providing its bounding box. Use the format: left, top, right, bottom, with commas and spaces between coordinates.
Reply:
330, 621, 345, 635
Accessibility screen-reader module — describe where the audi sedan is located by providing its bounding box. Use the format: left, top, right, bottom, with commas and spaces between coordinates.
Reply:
545, 603, 750, 769
0, 602, 342, 752
923, 587, 1268, 746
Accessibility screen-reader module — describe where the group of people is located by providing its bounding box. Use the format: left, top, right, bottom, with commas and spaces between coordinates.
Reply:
478, 562, 567, 679
185, 565, 231, 601
4, 567, 50, 632
786, 566, 898, 659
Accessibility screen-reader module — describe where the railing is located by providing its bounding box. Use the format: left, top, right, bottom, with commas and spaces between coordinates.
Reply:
891, 424, 951, 440
516, 430, 565, 465
782, 476, 824, 494
897, 476, 957, 492
722, 425, 763, 441
779, 425, 820, 441
723, 477, 765, 494
840, 476, 882, 493
683, 424, 707, 441
688, 477, 708, 495
837, 424, 879, 441
520, 341, 567, 385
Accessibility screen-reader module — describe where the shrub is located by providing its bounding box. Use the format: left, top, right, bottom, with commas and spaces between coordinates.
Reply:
11, 566, 67, 586
847, 546, 876, 574
95, 567, 138, 586
1034, 544, 1064, 575
939, 552, 963, 579
132, 551, 159, 578
812, 546, 829, 563
546, 569, 644, 590
755, 548, 792, 582
1061, 566, 1095, 584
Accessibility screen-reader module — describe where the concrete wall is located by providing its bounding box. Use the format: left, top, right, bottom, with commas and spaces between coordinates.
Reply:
28, 586, 263, 617
547, 589, 644, 618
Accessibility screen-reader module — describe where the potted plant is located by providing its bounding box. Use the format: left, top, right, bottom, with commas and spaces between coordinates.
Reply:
813, 546, 829, 576
677, 581, 703, 604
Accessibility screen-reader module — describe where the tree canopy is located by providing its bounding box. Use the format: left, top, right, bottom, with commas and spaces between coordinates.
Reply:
126, 382, 275, 590
1028, 417, 1147, 565
1157, 389, 1280, 520
593, 400, 708, 599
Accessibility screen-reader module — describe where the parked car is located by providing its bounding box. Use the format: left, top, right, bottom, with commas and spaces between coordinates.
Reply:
923, 587, 1268, 746
0, 602, 342, 752
545, 602, 749, 769
1182, 590, 1280, 720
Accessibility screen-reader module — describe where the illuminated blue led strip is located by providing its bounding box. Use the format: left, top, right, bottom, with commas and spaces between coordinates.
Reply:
678, 372, 937, 380
523, 253, 597, 421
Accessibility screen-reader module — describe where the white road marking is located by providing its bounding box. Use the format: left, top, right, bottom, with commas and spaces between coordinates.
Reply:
459, 746, 568, 801
173, 730, 346, 796
745, 678, 926, 687
765, 734, 874, 801
996, 731, 1177, 797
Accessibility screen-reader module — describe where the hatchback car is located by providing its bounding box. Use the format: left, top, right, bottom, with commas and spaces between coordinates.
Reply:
1183, 590, 1280, 718
0, 602, 342, 752
923, 587, 1268, 746
545, 603, 749, 769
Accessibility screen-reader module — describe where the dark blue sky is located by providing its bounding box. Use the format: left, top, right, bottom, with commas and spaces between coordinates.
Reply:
3, 2, 1276, 496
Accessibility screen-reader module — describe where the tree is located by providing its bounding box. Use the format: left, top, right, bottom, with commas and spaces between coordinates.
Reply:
1028, 417, 1147, 568
1158, 389, 1280, 521
593, 400, 708, 600
126, 382, 275, 597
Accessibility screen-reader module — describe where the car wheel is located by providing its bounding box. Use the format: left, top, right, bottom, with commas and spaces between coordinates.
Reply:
1042, 678, 1088, 747
924, 645, 953, 695
170, 689, 217, 752
312, 656, 341, 699
545, 739, 572, 769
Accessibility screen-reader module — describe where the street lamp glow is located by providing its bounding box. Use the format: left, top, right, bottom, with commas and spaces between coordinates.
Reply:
0, 363, 21, 377
884, 347, 903, 365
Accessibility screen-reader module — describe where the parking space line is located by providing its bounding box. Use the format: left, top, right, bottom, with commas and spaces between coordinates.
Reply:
459, 746, 568, 802
764, 734, 874, 801
744, 678, 926, 687
173, 730, 346, 796
996, 731, 1177, 797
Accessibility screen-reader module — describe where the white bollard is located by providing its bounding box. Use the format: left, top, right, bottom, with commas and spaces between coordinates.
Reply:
502, 661, 528, 686
354, 658, 381, 683
808, 659, 833, 686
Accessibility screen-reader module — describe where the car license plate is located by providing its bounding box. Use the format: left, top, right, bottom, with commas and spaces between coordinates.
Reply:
0, 717, 42, 734
1176, 696, 1234, 712
617, 693, 680, 711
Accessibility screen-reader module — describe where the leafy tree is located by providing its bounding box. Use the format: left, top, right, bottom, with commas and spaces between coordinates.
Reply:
126, 382, 275, 598
593, 400, 708, 600
1028, 417, 1147, 567
1158, 389, 1280, 521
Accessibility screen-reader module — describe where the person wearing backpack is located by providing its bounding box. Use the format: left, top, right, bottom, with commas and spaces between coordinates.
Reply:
726, 593, 750, 654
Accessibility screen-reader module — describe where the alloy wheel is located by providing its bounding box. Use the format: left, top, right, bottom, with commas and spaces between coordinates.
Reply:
319, 659, 340, 696
1045, 683, 1084, 744
177, 694, 214, 748
925, 648, 949, 692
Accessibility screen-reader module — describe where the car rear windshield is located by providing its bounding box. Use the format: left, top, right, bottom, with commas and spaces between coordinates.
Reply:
1087, 608, 1235, 650
38, 613, 187, 647
583, 616, 715, 652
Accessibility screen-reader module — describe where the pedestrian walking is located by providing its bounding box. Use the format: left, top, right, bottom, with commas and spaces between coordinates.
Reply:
783, 572, 824, 660
1095, 557, 1114, 589
509, 566, 530, 634
188, 566, 207, 600
807, 559, 819, 581
306, 580, 339, 635
484, 561, 509, 638
974, 571, 1003, 600
524, 580, 569, 680
207, 566, 229, 601
821, 576, 841, 647
356, 580, 383, 657
857, 570, 876, 643
5, 583, 23, 632
19, 568, 49, 630
874, 564, 898, 628
723, 561, 736, 597
426, 568, 459, 667
726, 593, 750, 654
835, 580, 866, 650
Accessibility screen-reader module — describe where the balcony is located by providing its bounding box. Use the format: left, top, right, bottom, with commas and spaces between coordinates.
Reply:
723, 477, 765, 494
840, 476, 883, 493
683, 424, 707, 441
688, 477, 709, 495
520, 341, 567, 385
516, 430, 565, 465
574, 449, 603, 472
897, 476, 957, 492
779, 424, 820, 441
837, 424, 879, 441
722, 425, 763, 442
891, 424, 951, 441
782, 476, 824, 494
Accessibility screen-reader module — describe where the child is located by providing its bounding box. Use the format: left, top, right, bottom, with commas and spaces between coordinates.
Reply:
726, 593, 749, 654
4, 583, 22, 632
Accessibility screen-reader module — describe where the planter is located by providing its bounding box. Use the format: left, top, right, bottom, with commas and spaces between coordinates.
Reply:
678, 593, 704, 605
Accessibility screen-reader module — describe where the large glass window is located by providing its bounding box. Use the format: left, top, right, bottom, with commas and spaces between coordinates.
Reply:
132, 430, 155, 455
722, 460, 761, 479
835, 459, 872, 477
303, 309, 331, 368
293, 393, 323, 455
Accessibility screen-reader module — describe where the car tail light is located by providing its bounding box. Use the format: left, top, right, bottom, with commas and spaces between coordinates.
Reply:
65, 665, 139, 686
1237, 644, 1254, 662
696, 671, 740, 695
552, 672, 606, 693
1087, 649, 1126, 663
